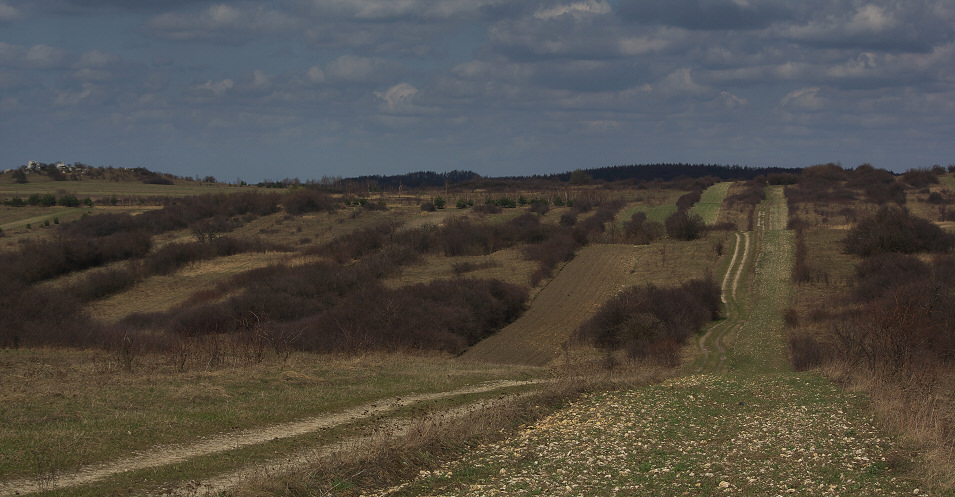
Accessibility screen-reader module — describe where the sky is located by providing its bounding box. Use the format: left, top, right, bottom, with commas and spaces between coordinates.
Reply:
1, 0, 954, 181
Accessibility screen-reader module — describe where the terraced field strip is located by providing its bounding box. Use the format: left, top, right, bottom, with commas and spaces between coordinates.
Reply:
460, 245, 637, 366
691, 181, 732, 226
0, 380, 544, 497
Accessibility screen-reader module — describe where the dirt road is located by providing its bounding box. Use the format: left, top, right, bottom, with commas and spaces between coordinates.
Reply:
381, 186, 926, 496
0, 380, 543, 497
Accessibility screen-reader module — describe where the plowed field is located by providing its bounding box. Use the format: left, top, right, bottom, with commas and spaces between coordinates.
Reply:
461, 239, 725, 366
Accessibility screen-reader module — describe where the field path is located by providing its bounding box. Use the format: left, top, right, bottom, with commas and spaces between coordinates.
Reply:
383, 187, 927, 496
460, 245, 637, 366
0, 380, 544, 497
696, 230, 749, 371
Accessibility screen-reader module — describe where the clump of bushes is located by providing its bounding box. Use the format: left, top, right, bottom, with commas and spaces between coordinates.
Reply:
623, 212, 664, 244
578, 276, 721, 365
843, 206, 954, 256
901, 168, 939, 188
675, 190, 702, 211
282, 188, 339, 215
724, 182, 766, 206
282, 278, 527, 354
665, 209, 705, 241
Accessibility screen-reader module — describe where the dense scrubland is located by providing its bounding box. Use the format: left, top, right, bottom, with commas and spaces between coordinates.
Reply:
783, 162, 955, 486
0, 166, 731, 362
3, 161, 955, 495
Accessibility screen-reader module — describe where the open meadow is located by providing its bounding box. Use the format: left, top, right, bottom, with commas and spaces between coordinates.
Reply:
2, 165, 955, 496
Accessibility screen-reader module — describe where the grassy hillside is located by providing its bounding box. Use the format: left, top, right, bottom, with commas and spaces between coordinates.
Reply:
4, 165, 955, 496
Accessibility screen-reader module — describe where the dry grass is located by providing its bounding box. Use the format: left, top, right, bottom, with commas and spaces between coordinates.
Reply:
691, 181, 732, 225
0, 347, 547, 484
234, 358, 669, 497
0, 175, 237, 198
790, 198, 955, 494
83, 251, 301, 322
381, 248, 539, 290
822, 362, 955, 491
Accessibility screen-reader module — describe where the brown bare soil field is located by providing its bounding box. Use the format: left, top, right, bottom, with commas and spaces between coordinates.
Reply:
461, 237, 726, 366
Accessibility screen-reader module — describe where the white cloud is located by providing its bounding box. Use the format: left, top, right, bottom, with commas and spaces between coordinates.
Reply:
535, 0, 611, 20
324, 55, 402, 84
308, 0, 496, 21
656, 68, 708, 97
0, 42, 69, 69
846, 4, 896, 34
0, 2, 21, 22
306, 66, 326, 84
55, 83, 95, 106
250, 69, 271, 91
778, 86, 822, 111
191, 78, 234, 96
617, 35, 670, 56
75, 50, 120, 69
145, 4, 299, 43
375, 82, 418, 113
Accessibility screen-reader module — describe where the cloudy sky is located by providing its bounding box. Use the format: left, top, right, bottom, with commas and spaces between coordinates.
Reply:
1, 0, 954, 180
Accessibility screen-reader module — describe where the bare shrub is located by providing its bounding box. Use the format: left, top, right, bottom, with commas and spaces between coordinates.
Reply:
864, 182, 907, 205
675, 190, 703, 210
0, 274, 103, 348
523, 232, 578, 278
578, 276, 721, 363
283, 278, 527, 354
624, 212, 665, 245
71, 263, 141, 302
788, 331, 826, 371
901, 168, 940, 188
851, 253, 931, 302
783, 307, 799, 327
144, 241, 215, 275
725, 182, 766, 206
451, 260, 500, 275
559, 212, 577, 226
323, 221, 401, 262
472, 204, 502, 215
665, 209, 705, 241
573, 203, 622, 243
843, 206, 955, 256
282, 188, 339, 215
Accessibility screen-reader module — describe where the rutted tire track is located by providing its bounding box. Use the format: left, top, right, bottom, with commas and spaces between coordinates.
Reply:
0, 380, 544, 497
697, 230, 751, 372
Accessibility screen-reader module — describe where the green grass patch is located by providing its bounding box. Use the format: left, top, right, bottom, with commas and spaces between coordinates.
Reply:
0, 176, 240, 198
0, 348, 546, 482
691, 182, 731, 225
390, 372, 922, 496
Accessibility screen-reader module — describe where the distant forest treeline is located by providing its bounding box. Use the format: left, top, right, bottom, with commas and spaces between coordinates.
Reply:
337, 163, 803, 190
8, 160, 803, 189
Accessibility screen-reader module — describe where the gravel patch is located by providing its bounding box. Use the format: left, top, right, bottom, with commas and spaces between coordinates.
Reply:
380, 373, 924, 496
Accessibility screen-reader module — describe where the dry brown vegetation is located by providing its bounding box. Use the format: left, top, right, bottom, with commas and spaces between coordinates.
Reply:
6, 163, 954, 495
784, 163, 955, 488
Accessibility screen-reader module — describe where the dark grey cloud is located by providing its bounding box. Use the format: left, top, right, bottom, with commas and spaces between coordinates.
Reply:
776, 1, 955, 53
1, 0, 213, 17
143, 3, 301, 44
617, 0, 793, 31
2, 0, 955, 178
